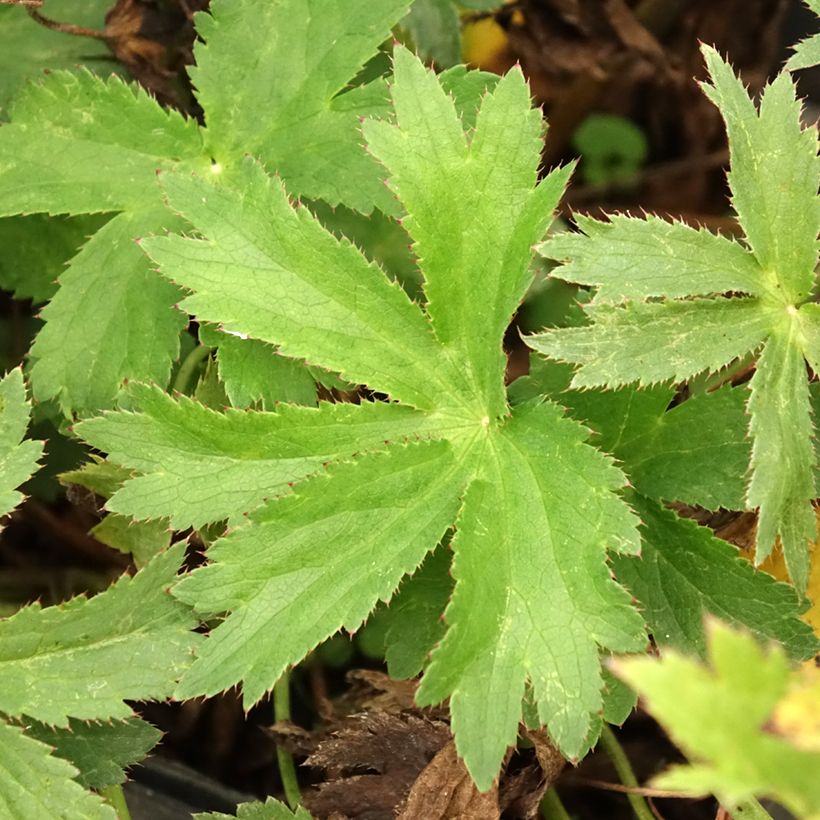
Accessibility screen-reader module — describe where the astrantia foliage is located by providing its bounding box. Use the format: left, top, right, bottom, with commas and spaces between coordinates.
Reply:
531, 45, 820, 591
0, 0, 414, 416
78, 47, 648, 789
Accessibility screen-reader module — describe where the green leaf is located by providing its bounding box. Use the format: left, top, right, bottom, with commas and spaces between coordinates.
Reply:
24, 716, 161, 790
787, 7, 820, 73
799, 302, 820, 376
0, 70, 204, 216
59, 458, 133, 500
0, 214, 108, 304
384, 547, 453, 679
701, 46, 820, 304
612, 621, 820, 818
77, 385, 442, 529
364, 49, 572, 417
144, 159, 470, 412
196, 796, 313, 819
614, 498, 819, 660
80, 51, 644, 792
198, 326, 317, 409
90, 514, 172, 568
532, 49, 820, 586
402, 0, 462, 68
538, 214, 764, 302
28, 209, 187, 417
0, 368, 43, 520
0, 543, 199, 724
746, 323, 817, 590
192, 0, 411, 213
529, 298, 774, 389
173, 440, 465, 703
0, 720, 114, 820
417, 401, 645, 789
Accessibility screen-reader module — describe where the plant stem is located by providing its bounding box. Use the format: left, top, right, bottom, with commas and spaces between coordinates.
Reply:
274, 671, 302, 809
172, 344, 211, 395
599, 725, 656, 820
732, 798, 774, 819
540, 786, 573, 820
100, 785, 131, 820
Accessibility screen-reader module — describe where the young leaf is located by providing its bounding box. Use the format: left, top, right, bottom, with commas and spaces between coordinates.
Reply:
612, 622, 820, 818
0, 368, 43, 520
196, 797, 312, 819
0, 543, 199, 724
24, 716, 161, 790
0, 719, 114, 819
81, 52, 647, 790
532, 48, 820, 589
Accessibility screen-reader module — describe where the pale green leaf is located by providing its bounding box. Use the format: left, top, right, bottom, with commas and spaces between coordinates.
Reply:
0, 368, 43, 520
143, 158, 467, 412
528, 298, 774, 388
417, 401, 645, 789
538, 214, 764, 302
59, 458, 133, 500
0, 543, 199, 724
701, 47, 820, 303
612, 622, 820, 818
174, 441, 465, 703
0, 720, 114, 820
613, 498, 819, 660
192, 0, 410, 213
24, 716, 161, 790
198, 326, 317, 409
90, 514, 172, 567
0, 70, 204, 216
787, 33, 820, 71
403, 0, 462, 68
77, 385, 444, 529
799, 302, 820, 375
29, 209, 186, 417
196, 797, 312, 820
746, 322, 817, 591
363, 48, 571, 416
0, 214, 108, 304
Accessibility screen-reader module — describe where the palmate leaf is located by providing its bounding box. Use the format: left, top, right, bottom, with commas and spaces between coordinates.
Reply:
0, 544, 198, 724
0, 0, 414, 417
612, 622, 820, 818
0, 368, 43, 520
0, 720, 114, 820
79, 50, 647, 789
531, 46, 820, 591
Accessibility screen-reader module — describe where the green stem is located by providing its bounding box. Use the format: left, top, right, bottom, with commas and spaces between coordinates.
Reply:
732, 798, 774, 820
274, 672, 302, 809
599, 725, 655, 820
172, 344, 212, 395
100, 784, 131, 820
540, 786, 572, 820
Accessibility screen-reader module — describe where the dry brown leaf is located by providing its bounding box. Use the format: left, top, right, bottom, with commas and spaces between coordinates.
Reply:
398, 741, 500, 820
